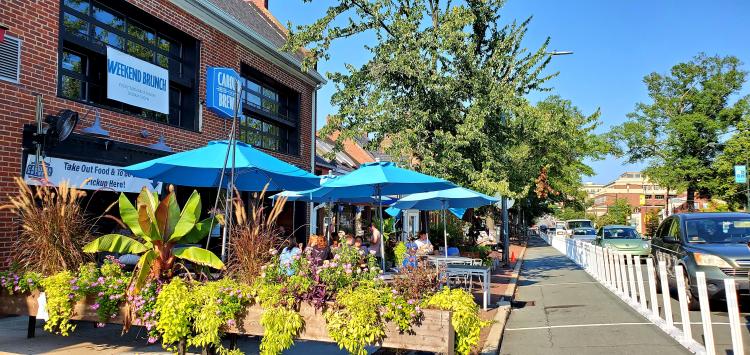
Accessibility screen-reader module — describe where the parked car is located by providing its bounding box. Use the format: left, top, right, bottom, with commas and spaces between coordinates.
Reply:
570, 227, 597, 241
554, 222, 567, 237
566, 219, 594, 235
593, 225, 650, 256
651, 212, 750, 310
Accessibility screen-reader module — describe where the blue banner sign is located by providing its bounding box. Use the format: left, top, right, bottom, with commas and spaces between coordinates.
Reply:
206, 67, 241, 119
735, 165, 747, 184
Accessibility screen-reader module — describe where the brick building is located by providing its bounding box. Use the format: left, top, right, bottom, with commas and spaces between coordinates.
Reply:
0, 0, 325, 265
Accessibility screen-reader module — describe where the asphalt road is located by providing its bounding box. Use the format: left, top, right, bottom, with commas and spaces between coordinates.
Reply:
500, 236, 689, 355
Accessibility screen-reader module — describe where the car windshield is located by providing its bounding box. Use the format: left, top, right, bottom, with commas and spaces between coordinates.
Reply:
603, 228, 639, 239
568, 220, 593, 229
573, 228, 596, 235
685, 217, 750, 244
555, 223, 566, 229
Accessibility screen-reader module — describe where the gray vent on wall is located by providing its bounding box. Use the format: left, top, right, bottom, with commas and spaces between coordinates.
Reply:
0, 35, 21, 84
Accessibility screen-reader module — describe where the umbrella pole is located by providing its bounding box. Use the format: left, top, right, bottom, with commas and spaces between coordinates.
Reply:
292, 202, 296, 242
443, 203, 448, 257
378, 185, 385, 270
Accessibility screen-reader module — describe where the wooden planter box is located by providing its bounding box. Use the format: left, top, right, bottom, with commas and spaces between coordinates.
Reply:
0, 293, 455, 354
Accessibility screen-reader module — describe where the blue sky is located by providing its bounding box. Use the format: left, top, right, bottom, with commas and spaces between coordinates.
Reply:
270, 0, 750, 184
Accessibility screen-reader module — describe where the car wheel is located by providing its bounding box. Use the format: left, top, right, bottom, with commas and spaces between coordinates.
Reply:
682, 268, 700, 311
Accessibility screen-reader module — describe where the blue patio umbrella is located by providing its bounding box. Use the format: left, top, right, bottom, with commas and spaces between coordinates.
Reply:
122, 140, 320, 191
272, 190, 397, 205
302, 161, 455, 268
390, 187, 499, 256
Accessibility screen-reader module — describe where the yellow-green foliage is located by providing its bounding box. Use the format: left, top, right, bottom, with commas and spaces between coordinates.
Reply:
190, 279, 252, 354
325, 284, 385, 355
259, 307, 304, 355
40, 271, 79, 336
423, 287, 490, 355
155, 278, 196, 351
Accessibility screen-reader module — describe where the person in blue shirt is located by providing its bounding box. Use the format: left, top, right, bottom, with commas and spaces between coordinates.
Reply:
279, 237, 302, 276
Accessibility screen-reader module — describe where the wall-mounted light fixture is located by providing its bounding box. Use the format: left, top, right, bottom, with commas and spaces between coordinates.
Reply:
148, 134, 172, 152
80, 108, 109, 137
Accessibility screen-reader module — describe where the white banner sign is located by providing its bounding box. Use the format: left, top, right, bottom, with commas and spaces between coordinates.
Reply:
106, 47, 169, 114
24, 156, 162, 193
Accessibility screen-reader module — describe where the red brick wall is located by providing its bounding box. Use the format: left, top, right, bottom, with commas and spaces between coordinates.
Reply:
0, 0, 314, 266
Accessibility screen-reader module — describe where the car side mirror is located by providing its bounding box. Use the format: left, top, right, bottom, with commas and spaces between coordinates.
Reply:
663, 236, 678, 244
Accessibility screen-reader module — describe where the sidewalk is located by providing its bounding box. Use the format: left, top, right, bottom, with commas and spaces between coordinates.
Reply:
499, 236, 688, 355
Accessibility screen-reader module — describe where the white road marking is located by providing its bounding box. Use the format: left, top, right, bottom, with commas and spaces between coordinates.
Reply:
505, 322, 652, 331
519, 281, 599, 287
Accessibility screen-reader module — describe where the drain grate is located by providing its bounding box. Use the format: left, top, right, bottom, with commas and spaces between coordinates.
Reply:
511, 300, 536, 308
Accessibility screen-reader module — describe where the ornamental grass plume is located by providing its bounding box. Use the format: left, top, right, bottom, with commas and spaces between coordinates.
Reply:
227, 185, 285, 284
1, 177, 93, 275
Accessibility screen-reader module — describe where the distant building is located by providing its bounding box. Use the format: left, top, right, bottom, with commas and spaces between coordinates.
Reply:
586, 172, 676, 233
581, 182, 604, 199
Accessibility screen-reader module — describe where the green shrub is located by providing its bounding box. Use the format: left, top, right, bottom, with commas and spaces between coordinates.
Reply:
423, 287, 490, 355
259, 307, 304, 355
154, 278, 196, 351
40, 271, 80, 336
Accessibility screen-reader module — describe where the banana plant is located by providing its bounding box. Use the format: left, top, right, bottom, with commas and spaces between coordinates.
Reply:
84, 187, 224, 291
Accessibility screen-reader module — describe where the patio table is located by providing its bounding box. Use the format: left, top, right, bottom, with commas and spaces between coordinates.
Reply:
446, 264, 491, 310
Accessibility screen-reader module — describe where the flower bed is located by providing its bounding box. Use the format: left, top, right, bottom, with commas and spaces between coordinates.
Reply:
0, 290, 456, 354
0, 185, 488, 355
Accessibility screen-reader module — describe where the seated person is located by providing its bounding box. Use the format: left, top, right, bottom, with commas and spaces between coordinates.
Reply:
330, 239, 341, 254
402, 243, 419, 269
354, 237, 368, 254
414, 231, 434, 255
279, 237, 302, 276
306, 234, 329, 266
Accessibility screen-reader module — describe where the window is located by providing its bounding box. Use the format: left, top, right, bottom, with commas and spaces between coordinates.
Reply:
58, 0, 198, 130
239, 65, 300, 155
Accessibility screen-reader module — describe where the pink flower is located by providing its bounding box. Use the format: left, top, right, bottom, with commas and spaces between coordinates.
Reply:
90, 303, 100, 310
369, 250, 376, 255
407, 299, 415, 305
391, 289, 398, 295
226, 319, 236, 327
415, 306, 421, 312
147, 336, 158, 344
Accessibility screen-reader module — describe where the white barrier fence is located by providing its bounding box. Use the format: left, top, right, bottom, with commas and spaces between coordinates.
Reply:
541, 233, 744, 355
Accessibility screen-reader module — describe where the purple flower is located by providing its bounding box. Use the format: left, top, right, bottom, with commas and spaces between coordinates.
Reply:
147, 336, 158, 344
408, 299, 415, 305
26, 278, 33, 284
415, 306, 421, 312
90, 303, 100, 310
391, 289, 398, 295
98, 291, 105, 297
226, 319, 236, 327
96, 322, 105, 328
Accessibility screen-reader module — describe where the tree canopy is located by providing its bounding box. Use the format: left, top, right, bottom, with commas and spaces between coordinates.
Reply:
610, 53, 748, 209
284, 0, 609, 214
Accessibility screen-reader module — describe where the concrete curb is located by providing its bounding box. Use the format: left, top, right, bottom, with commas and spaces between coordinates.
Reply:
480, 245, 527, 355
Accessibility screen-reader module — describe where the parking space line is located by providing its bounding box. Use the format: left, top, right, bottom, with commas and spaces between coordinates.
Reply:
505, 322, 652, 331
519, 281, 599, 287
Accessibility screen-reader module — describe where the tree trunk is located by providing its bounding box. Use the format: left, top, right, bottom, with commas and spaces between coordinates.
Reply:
686, 186, 695, 212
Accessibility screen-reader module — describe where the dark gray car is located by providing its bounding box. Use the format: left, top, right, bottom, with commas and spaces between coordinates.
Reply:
651, 212, 750, 309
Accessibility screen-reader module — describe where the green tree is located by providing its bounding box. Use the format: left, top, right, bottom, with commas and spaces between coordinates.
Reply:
283, 1, 608, 206
643, 209, 661, 237
597, 198, 631, 226
708, 106, 750, 209
610, 54, 748, 210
